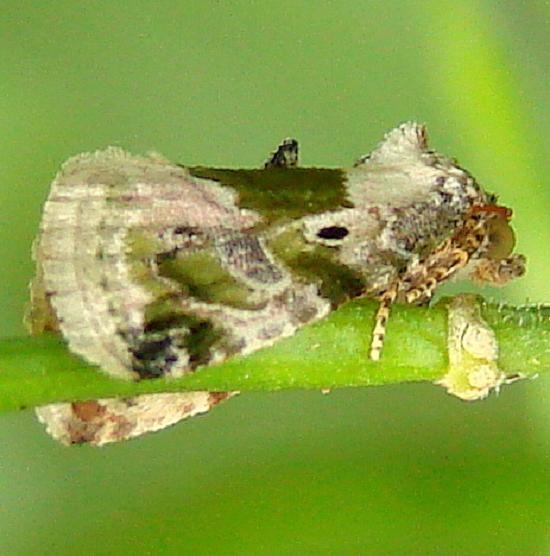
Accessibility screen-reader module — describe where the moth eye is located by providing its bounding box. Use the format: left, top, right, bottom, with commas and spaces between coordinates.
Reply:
316, 226, 349, 241
485, 217, 516, 260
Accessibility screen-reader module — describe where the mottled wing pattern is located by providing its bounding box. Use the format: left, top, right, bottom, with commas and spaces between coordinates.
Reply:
29, 146, 329, 444
28, 123, 526, 444
35, 392, 234, 446
31, 149, 249, 377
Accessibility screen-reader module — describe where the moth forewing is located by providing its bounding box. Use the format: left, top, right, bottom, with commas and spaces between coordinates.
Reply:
35, 392, 234, 446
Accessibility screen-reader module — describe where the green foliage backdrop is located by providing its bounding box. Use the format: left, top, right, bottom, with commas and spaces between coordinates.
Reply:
1, 2, 549, 554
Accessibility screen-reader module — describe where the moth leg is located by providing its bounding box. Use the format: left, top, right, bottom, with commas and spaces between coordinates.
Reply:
264, 138, 299, 168
404, 248, 470, 304
370, 281, 399, 361
469, 253, 526, 285
369, 241, 472, 361
401, 216, 487, 305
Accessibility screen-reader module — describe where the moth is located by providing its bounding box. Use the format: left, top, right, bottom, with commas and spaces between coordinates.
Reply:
27, 122, 526, 445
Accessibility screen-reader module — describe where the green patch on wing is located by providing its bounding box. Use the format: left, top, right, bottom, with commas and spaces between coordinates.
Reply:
188, 167, 351, 223
158, 250, 259, 309
269, 228, 365, 307
127, 228, 263, 310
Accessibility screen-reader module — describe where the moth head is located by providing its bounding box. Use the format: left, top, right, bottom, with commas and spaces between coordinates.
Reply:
471, 204, 516, 260
484, 212, 516, 260
468, 204, 526, 285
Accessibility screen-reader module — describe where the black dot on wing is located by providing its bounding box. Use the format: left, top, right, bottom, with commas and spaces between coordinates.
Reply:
317, 226, 349, 240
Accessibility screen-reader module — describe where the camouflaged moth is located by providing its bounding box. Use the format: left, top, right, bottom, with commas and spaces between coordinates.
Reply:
27, 122, 526, 445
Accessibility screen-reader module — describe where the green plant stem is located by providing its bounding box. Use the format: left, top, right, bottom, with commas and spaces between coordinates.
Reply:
0, 298, 548, 412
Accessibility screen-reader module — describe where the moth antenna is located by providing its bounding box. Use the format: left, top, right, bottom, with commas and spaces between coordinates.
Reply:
264, 138, 299, 168
370, 283, 399, 361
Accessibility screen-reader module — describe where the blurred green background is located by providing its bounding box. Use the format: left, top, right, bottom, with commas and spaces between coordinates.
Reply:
1, 1, 549, 554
